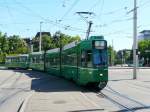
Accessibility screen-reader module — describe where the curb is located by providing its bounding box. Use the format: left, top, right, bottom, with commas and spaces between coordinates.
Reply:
19, 91, 34, 112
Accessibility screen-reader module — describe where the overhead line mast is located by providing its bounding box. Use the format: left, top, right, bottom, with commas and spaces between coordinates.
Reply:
133, 0, 138, 79
128, 0, 138, 79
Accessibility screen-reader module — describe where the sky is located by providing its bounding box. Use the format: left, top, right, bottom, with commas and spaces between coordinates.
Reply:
0, 0, 150, 51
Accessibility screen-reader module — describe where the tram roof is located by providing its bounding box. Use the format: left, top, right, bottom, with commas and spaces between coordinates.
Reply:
30, 51, 44, 55
47, 48, 60, 53
63, 41, 78, 50
89, 36, 104, 40
6, 54, 29, 58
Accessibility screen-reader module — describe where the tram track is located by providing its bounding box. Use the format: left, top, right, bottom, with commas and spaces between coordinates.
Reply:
0, 71, 17, 86
81, 88, 136, 112
0, 71, 51, 106
96, 85, 149, 112
98, 92, 133, 112
0, 71, 24, 105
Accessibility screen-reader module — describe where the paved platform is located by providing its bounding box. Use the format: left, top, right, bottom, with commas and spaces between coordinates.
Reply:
24, 69, 150, 112
23, 72, 104, 112
25, 92, 104, 112
1, 69, 150, 112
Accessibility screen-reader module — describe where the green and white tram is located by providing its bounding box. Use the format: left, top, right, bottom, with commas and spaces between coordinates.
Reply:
6, 54, 29, 69
5, 36, 108, 90
29, 51, 44, 71
45, 36, 108, 89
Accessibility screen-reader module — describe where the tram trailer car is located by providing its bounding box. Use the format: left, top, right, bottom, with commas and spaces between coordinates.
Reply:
29, 51, 44, 71
5, 54, 29, 69
5, 36, 108, 90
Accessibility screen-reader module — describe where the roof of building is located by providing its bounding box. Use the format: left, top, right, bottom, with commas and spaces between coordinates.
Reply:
140, 30, 150, 33
35, 32, 51, 38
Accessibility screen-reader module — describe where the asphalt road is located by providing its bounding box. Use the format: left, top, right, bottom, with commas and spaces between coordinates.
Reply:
0, 68, 150, 112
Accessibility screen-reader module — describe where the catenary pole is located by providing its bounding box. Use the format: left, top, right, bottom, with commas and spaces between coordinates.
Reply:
133, 0, 138, 79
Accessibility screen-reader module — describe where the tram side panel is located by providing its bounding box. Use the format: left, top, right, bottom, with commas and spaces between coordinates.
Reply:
61, 46, 78, 80
45, 52, 60, 76
29, 53, 44, 71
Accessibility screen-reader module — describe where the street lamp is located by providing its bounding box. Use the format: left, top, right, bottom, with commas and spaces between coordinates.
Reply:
39, 21, 43, 52
56, 32, 62, 76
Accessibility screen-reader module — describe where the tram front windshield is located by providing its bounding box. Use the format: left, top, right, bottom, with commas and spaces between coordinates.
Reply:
93, 41, 107, 67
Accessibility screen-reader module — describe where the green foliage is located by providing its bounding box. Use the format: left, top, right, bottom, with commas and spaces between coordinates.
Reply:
42, 34, 53, 52
108, 46, 116, 65
49, 31, 80, 49
8, 35, 28, 54
0, 30, 81, 63
32, 31, 81, 52
115, 50, 132, 65
138, 40, 150, 57
32, 33, 53, 52
138, 39, 150, 65
0, 53, 6, 63
0, 32, 28, 63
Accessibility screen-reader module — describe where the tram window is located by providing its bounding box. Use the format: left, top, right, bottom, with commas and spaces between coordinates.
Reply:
33, 57, 36, 63
39, 56, 41, 63
93, 49, 107, 66
66, 53, 77, 66
41, 56, 44, 63
81, 51, 86, 67
81, 50, 92, 67
20, 57, 22, 62
86, 50, 92, 67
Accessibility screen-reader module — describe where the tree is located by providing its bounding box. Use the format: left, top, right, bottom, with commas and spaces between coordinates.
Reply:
8, 35, 28, 54
41, 34, 53, 71
53, 31, 81, 48
108, 46, 116, 66
42, 34, 53, 51
0, 33, 9, 63
138, 39, 150, 66
0, 33, 9, 53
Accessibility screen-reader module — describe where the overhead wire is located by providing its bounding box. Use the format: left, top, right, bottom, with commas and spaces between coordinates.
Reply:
93, 16, 133, 29
88, 0, 102, 12
12, 0, 85, 33
102, 7, 128, 15
138, 0, 150, 7
4, 0, 149, 38
60, 0, 80, 21
3, 0, 15, 23
98, 0, 104, 21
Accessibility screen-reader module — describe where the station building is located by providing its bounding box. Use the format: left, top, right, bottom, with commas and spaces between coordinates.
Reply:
138, 30, 150, 41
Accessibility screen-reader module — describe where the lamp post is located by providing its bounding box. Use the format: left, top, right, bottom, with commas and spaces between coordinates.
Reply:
39, 21, 43, 52
56, 32, 62, 76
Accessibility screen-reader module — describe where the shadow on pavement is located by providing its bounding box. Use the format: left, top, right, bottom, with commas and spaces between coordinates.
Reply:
12, 69, 85, 92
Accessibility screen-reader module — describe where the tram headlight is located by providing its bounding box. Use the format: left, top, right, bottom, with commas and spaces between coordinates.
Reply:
99, 74, 103, 76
